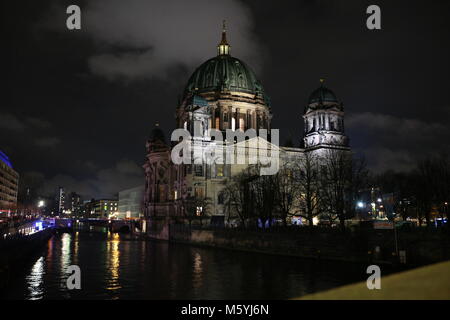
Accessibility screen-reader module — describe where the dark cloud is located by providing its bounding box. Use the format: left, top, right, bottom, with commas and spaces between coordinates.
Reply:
34, 137, 61, 148
0, 113, 53, 132
43, 0, 263, 81
24, 159, 143, 199
0, 113, 26, 131
346, 112, 450, 172
26, 117, 52, 129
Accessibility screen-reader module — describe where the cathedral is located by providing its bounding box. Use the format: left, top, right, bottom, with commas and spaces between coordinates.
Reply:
143, 23, 350, 228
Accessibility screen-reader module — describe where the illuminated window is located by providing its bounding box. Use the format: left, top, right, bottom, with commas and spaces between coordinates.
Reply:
216, 164, 224, 177
215, 117, 220, 129
195, 188, 204, 199
239, 117, 245, 131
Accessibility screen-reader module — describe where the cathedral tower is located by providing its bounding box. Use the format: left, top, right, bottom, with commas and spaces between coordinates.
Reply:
303, 80, 349, 152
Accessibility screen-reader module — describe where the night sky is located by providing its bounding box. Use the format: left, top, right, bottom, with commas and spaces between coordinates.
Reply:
2, 0, 449, 199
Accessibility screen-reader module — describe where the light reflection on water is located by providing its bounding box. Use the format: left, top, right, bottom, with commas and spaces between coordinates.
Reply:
59, 233, 72, 294
7, 232, 368, 300
26, 257, 44, 300
106, 232, 121, 293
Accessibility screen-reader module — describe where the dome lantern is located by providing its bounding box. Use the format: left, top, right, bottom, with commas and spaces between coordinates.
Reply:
217, 20, 230, 56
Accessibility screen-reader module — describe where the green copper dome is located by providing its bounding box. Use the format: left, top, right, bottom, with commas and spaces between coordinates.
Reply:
183, 55, 266, 98
308, 85, 338, 104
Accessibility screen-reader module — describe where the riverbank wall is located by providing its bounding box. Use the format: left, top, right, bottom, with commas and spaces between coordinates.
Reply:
147, 224, 450, 267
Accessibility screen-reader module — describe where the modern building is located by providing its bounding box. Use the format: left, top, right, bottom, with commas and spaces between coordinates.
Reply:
143, 24, 351, 226
80, 199, 94, 218
118, 186, 144, 219
0, 150, 19, 215
90, 199, 118, 219
56, 186, 66, 215
69, 192, 82, 217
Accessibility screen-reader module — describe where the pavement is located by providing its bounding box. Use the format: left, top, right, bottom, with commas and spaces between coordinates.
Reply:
296, 260, 450, 300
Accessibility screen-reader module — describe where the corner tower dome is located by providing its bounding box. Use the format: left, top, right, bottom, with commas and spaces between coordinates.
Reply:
183, 21, 267, 102
308, 79, 339, 104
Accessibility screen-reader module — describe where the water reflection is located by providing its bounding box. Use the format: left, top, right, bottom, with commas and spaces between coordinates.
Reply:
59, 233, 72, 291
73, 232, 79, 265
192, 252, 204, 290
8, 232, 370, 300
26, 257, 44, 300
106, 232, 121, 293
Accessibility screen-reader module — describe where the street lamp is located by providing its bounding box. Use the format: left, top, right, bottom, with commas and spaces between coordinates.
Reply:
38, 200, 45, 208
357, 201, 364, 208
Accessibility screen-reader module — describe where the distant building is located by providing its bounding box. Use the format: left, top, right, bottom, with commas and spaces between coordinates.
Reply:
118, 186, 144, 219
90, 199, 118, 219
56, 186, 66, 215
69, 192, 82, 217
80, 199, 94, 218
0, 150, 19, 215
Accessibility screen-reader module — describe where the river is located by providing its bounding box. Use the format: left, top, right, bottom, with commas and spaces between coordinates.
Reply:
4, 231, 371, 300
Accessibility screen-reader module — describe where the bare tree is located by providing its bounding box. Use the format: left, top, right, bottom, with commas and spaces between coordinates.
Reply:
251, 172, 278, 228
221, 166, 259, 228
415, 154, 450, 225
181, 195, 212, 227
319, 150, 368, 230
294, 153, 324, 226
272, 163, 299, 226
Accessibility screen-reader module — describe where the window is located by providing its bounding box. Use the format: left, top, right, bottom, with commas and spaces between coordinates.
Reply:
194, 187, 204, 199
195, 165, 203, 176
215, 117, 220, 129
218, 193, 224, 205
216, 164, 224, 177
239, 117, 245, 131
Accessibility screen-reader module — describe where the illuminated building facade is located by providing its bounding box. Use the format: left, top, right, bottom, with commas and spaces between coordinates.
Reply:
0, 150, 19, 214
118, 186, 144, 219
143, 24, 350, 226
91, 199, 118, 219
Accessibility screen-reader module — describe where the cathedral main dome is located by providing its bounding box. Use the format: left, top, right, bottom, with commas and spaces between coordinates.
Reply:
184, 55, 265, 98
176, 22, 272, 133
183, 22, 267, 103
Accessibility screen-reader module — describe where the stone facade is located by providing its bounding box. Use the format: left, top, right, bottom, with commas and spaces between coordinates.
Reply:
143, 26, 350, 228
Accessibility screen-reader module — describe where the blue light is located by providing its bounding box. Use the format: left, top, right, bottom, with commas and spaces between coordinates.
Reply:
35, 221, 43, 231
0, 150, 13, 168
